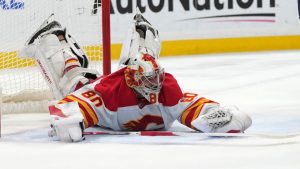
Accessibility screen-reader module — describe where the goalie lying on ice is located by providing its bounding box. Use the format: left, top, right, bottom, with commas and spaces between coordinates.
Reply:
21, 13, 252, 142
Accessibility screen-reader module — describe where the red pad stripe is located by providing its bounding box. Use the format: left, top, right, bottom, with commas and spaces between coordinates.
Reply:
65, 58, 78, 64
74, 81, 84, 91
62, 65, 80, 76
48, 105, 66, 117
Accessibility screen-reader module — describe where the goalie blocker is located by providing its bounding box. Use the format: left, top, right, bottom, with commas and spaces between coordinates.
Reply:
22, 13, 252, 142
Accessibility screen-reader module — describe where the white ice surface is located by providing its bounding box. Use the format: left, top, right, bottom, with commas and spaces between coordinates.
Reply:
1, 51, 300, 169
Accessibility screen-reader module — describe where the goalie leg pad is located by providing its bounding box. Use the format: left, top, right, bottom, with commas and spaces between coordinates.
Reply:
118, 11, 161, 68
134, 11, 161, 58
119, 28, 140, 68
39, 34, 66, 77
64, 30, 90, 68
32, 34, 98, 99
21, 14, 93, 70
20, 16, 100, 98
33, 35, 64, 99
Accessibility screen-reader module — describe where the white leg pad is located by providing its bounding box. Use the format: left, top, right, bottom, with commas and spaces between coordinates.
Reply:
118, 12, 161, 68
119, 27, 140, 68
34, 36, 64, 99
32, 34, 94, 99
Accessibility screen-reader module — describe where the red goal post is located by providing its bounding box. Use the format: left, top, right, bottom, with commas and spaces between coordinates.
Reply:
102, 0, 111, 76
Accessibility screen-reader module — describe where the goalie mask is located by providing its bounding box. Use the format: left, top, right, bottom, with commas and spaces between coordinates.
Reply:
125, 52, 165, 104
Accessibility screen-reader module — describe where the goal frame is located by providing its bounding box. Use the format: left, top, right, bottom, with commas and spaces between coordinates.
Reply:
102, 0, 111, 75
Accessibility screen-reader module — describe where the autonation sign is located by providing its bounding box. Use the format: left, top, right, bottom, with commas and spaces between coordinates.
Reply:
0, 0, 24, 10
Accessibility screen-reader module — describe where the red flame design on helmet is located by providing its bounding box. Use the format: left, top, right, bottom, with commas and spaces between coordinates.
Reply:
142, 54, 158, 70
124, 67, 142, 87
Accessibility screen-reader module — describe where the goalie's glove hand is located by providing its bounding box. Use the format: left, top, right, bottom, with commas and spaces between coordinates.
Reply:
48, 116, 85, 142
191, 106, 252, 133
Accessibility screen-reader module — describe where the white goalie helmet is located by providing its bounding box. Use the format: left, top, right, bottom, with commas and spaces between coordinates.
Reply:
124, 52, 165, 104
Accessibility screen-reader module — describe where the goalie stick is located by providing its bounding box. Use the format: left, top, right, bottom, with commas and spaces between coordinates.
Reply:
83, 130, 300, 139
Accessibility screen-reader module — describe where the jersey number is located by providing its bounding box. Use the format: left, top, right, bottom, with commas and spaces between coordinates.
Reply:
82, 90, 103, 107
180, 93, 198, 102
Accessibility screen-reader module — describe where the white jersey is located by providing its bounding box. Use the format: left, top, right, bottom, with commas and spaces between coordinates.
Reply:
49, 67, 219, 131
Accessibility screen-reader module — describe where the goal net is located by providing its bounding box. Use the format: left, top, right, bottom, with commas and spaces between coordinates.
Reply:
0, 0, 110, 114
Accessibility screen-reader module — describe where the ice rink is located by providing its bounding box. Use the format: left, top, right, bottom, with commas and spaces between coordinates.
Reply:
1, 50, 300, 169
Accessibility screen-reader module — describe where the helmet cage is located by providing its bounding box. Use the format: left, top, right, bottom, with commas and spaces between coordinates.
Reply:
124, 52, 165, 103
137, 67, 165, 93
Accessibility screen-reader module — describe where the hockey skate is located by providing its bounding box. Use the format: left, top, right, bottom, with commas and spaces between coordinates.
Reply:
192, 106, 252, 133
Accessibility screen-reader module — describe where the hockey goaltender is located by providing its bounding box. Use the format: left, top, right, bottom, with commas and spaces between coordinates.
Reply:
20, 11, 252, 142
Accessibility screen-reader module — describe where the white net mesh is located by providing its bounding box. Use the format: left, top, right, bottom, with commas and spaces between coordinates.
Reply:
0, 0, 103, 101
0, 0, 107, 114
